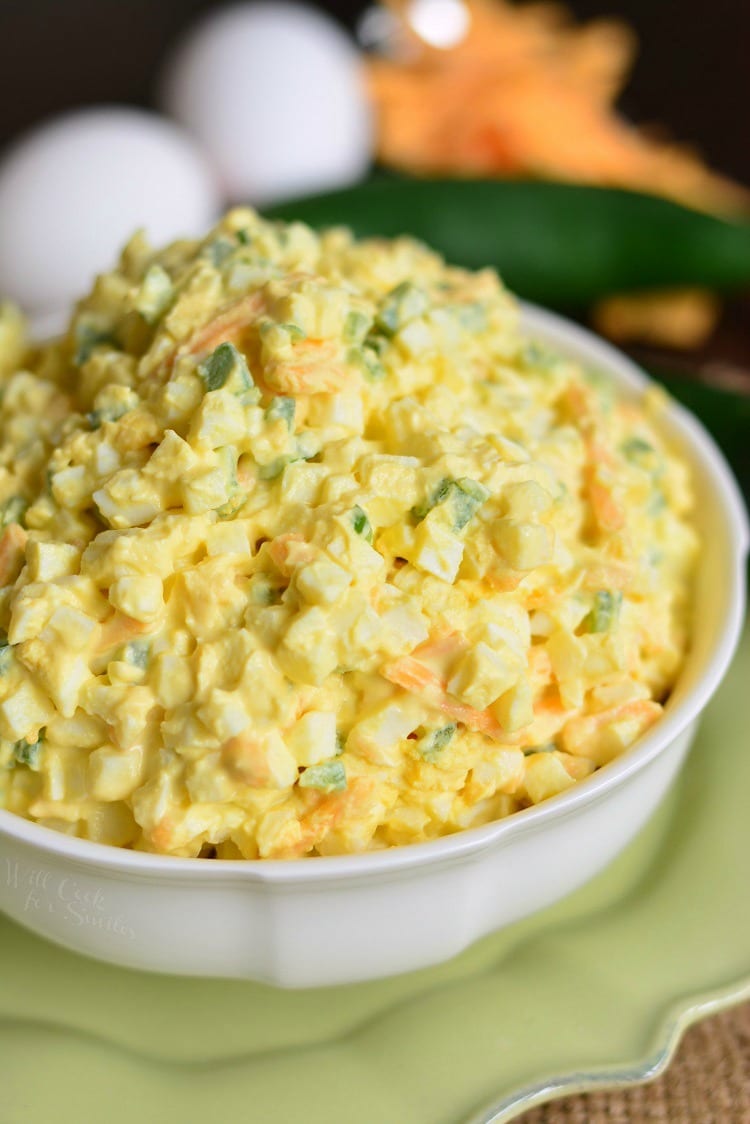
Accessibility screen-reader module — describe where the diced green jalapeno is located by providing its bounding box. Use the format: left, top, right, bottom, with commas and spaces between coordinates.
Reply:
647, 489, 667, 516
585, 590, 623, 633
216, 492, 247, 520
203, 238, 236, 267
134, 264, 173, 324
412, 476, 488, 531
199, 342, 254, 394
582, 367, 615, 412
376, 282, 429, 336
14, 731, 44, 771
365, 332, 388, 357
248, 575, 283, 605
412, 477, 453, 521
351, 505, 374, 543
259, 432, 318, 480
455, 302, 487, 332
520, 339, 559, 371
343, 309, 372, 342
299, 759, 347, 793
523, 743, 556, 757
0, 495, 28, 528
258, 455, 296, 481
122, 640, 149, 669
417, 723, 456, 762
621, 436, 653, 458
347, 342, 386, 381
621, 437, 663, 476
451, 478, 490, 530
218, 446, 239, 488
74, 321, 116, 366
265, 396, 296, 430
214, 447, 242, 516
268, 321, 306, 344
87, 402, 132, 429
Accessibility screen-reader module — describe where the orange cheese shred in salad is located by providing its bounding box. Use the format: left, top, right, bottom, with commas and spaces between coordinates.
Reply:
0, 210, 697, 858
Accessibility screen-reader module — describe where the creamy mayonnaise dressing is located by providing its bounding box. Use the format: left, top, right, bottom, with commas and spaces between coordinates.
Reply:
0, 210, 697, 857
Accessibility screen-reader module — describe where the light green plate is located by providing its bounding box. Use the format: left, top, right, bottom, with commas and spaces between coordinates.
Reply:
1, 624, 749, 1124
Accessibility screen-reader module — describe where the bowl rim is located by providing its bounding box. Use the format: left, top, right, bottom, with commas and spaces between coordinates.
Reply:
1, 302, 747, 884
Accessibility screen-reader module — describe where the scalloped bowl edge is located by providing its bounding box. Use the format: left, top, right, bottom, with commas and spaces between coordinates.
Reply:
0, 304, 747, 985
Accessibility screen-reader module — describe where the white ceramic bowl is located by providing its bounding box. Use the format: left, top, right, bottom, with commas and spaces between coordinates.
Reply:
1, 305, 747, 987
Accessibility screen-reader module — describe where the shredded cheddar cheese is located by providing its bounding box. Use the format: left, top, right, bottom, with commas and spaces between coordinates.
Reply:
0, 210, 697, 858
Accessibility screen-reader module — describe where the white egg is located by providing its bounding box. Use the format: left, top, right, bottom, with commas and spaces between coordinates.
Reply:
159, 1, 373, 205
0, 107, 221, 316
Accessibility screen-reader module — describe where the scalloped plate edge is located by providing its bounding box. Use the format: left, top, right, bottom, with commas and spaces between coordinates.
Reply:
466, 977, 750, 1123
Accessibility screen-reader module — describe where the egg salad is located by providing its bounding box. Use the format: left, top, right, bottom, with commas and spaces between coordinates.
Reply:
0, 210, 697, 858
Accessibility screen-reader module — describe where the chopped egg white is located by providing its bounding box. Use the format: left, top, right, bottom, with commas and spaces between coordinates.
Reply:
0, 209, 697, 859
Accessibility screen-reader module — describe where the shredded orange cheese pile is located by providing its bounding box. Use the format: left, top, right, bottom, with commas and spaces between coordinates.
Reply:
367, 0, 748, 216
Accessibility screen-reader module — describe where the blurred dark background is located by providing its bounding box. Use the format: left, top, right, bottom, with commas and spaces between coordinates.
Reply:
0, 0, 748, 183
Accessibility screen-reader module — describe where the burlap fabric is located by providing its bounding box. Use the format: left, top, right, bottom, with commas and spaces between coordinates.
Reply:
519, 1001, 750, 1122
